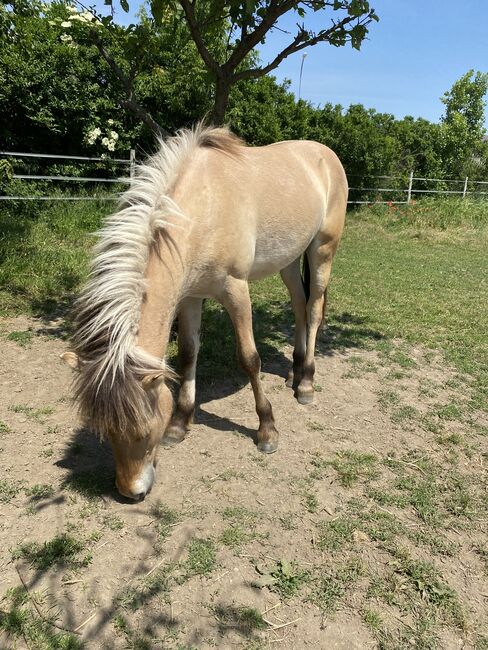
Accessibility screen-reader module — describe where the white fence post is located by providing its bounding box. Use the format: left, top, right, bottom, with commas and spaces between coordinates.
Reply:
462, 176, 468, 198
407, 170, 414, 203
130, 149, 136, 178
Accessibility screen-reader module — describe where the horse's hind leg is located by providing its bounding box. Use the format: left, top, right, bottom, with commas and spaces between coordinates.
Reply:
162, 297, 202, 446
295, 241, 336, 405
220, 277, 279, 453
280, 258, 307, 390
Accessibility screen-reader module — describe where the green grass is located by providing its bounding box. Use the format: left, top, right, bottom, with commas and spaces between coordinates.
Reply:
6, 329, 34, 347
150, 501, 180, 547
0, 587, 82, 649
12, 534, 90, 570
25, 483, 55, 500
213, 605, 266, 635
185, 538, 216, 576
8, 404, 54, 423
0, 478, 22, 503
0, 200, 104, 315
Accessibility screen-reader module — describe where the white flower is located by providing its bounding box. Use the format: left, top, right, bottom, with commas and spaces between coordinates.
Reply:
86, 127, 102, 145
106, 140, 116, 152
60, 34, 73, 42
67, 6, 78, 12
101, 137, 110, 147
107, 119, 114, 125
60, 20, 72, 27
109, 130, 119, 141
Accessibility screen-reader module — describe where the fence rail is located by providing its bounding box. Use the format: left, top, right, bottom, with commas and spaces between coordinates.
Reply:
2, 150, 488, 204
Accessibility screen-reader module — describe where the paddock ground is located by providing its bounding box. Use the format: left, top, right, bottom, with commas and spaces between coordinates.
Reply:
0, 200, 487, 649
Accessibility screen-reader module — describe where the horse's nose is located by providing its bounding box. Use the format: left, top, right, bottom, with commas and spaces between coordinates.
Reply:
133, 490, 147, 501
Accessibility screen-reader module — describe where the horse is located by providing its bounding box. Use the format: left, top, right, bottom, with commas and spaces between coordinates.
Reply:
61, 124, 348, 500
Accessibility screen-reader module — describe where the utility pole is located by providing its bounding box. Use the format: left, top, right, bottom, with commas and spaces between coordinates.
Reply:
298, 53, 307, 101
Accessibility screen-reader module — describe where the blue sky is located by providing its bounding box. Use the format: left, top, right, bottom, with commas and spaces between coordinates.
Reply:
257, 0, 488, 125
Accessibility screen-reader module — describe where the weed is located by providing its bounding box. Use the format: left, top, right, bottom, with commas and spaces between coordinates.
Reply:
310, 558, 362, 613
186, 538, 216, 576
25, 484, 55, 500
0, 478, 22, 503
150, 501, 179, 545
116, 567, 173, 611
7, 330, 33, 347
253, 559, 308, 599
0, 420, 12, 435
62, 469, 114, 499
303, 491, 319, 513
12, 533, 88, 570
8, 404, 54, 423
213, 605, 266, 634
329, 450, 378, 487
101, 514, 125, 531
220, 526, 252, 549
0, 586, 82, 649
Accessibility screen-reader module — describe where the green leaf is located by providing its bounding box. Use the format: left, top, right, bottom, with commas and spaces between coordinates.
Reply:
150, 0, 164, 24
120, 0, 129, 13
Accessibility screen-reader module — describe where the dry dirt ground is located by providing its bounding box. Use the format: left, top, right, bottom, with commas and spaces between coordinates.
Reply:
0, 315, 487, 650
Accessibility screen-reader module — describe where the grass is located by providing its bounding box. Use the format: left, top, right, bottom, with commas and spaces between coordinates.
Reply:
8, 403, 54, 423
253, 559, 309, 599
0, 478, 22, 503
6, 329, 34, 347
150, 501, 180, 547
310, 558, 362, 614
1, 198, 487, 646
185, 538, 217, 577
325, 450, 378, 487
12, 533, 90, 571
213, 605, 266, 635
0, 587, 82, 649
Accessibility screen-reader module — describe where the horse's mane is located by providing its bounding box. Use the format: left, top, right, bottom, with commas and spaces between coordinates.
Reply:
71, 123, 245, 438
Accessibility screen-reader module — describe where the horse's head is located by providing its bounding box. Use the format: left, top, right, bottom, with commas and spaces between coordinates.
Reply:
61, 351, 173, 501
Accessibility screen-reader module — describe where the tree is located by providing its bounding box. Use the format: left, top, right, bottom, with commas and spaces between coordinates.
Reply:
84, 0, 378, 126
166, 0, 378, 124
440, 70, 488, 179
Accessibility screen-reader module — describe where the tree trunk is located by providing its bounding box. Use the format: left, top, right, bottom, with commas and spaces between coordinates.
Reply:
211, 77, 232, 125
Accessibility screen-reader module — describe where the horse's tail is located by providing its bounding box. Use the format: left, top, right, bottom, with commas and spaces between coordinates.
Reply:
301, 252, 310, 303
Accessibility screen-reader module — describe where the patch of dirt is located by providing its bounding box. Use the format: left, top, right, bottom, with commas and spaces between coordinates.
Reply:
0, 316, 486, 649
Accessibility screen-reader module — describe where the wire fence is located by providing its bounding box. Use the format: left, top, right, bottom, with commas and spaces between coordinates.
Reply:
1, 149, 488, 204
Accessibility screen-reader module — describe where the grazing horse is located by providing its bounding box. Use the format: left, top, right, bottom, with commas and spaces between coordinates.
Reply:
62, 125, 348, 500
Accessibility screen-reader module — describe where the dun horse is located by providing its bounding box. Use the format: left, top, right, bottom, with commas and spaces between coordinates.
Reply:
62, 125, 348, 500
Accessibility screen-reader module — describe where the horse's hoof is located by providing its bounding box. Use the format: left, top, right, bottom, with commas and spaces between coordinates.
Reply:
257, 440, 278, 454
161, 432, 185, 447
285, 378, 294, 388
296, 392, 314, 405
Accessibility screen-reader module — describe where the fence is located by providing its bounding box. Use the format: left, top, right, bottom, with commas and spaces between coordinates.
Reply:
0, 149, 135, 201
1, 150, 488, 204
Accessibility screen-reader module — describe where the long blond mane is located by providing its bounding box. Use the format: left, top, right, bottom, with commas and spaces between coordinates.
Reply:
71, 124, 244, 438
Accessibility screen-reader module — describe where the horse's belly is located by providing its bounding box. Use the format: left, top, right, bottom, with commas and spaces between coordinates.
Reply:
249, 227, 315, 280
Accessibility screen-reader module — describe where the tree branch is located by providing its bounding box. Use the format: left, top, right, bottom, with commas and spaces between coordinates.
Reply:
90, 30, 166, 136
178, 0, 221, 76
232, 12, 369, 83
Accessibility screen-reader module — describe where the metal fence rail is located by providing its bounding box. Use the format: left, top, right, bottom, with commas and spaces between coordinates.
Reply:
1, 150, 488, 203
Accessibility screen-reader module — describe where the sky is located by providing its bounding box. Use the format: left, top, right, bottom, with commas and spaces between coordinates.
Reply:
104, 0, 488, 126
256, 0, 488, 125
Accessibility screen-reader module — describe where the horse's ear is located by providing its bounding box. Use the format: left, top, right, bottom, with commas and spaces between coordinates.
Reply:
142, 373, 166, 391
60, 351, 81, 371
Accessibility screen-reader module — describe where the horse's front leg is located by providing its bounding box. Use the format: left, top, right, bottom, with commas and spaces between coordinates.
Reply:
220, 278, 279, 454
162, 297, 203, 446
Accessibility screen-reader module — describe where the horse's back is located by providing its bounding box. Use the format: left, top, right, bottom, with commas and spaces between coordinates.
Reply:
171, 137, 347, 283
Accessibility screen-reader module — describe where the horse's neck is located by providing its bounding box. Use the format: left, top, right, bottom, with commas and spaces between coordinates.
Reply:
136, 233, 186, 360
